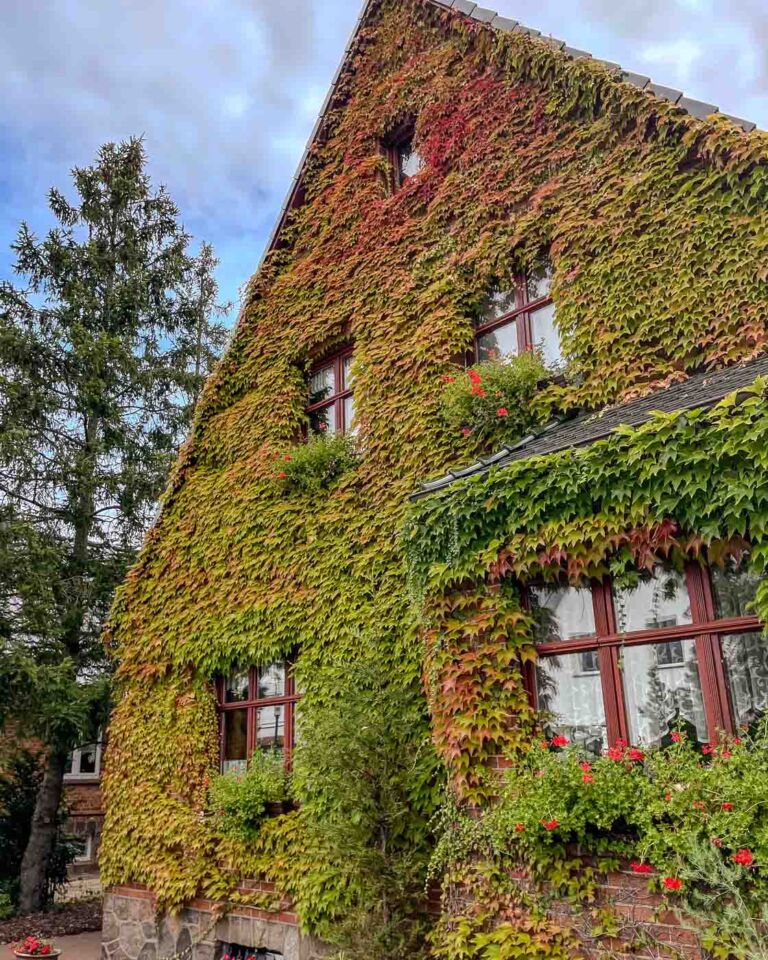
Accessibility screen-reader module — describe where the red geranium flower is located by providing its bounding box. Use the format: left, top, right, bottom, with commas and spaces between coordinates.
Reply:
733, 848, 754, 867
628, 748, 645, 762
468, 369, 482, 384
582, 773, 594, 784
671, 732, 684, 743
496, 407, 509, 417
607, 746, 624, 761
692, 800, 706, 811
663, 877, 682, 891
461, 427, 472, 437
471, 385, 486, 397
720, 749, 732, 759
580, 761, 592, 772
665, 792, 672, 802
630, 862, 654, 874
711, 837, 723, 848
702, 743, 713, 755
277, 471, 287, 479
40, 949, 51, 957
515, 822, 525, 833
733, 736, 743, 745
441, 375, 455, 383
550, 735, 569, 748
283, 454, 292, 462
721, 802, 734, 811
542, 819, 559, 831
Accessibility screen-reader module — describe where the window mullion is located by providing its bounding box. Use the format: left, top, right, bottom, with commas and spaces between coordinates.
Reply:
593, 578, 627, 744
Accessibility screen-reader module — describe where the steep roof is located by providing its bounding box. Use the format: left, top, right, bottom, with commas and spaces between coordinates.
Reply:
411, 355, 768, 499
260, 0, 759, 269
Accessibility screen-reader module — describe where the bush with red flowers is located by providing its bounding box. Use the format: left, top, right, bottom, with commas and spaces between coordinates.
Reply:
438, 353, 552, 448
432, 720, 768, 957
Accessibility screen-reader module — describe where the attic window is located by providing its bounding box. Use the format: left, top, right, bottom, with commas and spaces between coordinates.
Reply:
384, 123, 424, 189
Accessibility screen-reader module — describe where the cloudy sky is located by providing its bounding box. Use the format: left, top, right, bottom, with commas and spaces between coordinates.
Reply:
1, 0, 766, 321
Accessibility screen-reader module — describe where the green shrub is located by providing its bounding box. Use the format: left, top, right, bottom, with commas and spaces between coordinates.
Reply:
433, 724, 768, 958
439, 353, 551, 448
207, 751, 288, 841
278, 433, 359, 494
0, 889, 13, 920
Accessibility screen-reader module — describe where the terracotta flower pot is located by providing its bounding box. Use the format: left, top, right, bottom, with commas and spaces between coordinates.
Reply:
13, 951, 61, 958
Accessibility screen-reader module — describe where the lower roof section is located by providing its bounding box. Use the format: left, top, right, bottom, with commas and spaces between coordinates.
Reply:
412, 355, 768, 500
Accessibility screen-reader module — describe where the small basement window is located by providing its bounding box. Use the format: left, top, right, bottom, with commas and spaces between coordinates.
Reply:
219, 945, 283, 960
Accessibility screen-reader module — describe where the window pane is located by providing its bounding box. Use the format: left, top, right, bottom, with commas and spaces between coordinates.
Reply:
79, 743, 98, 775
536, 653, 607, 753
479, 288, 517, 325
342, 354, 354, 390
722, 632, 768, 731
397, 141, 423, 179
477, 320, 518, 362
613, 569, 692, 633
525, 264, 552, 302
309, 404, 336, 435
711, 556, 763, 619
64, 752, 73, 775
258, 662, 286, 699
309, 364, 336, 405
530, 302, 561, 368
623, 639, 707, 747
343, 395, 356, 435
529, 585, 596, 643
256, 705, 285, 752
225, 671, 250, 703
223, 710, 248, 774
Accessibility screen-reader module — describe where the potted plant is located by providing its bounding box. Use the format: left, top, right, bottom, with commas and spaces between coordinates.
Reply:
12, 935, 60, 957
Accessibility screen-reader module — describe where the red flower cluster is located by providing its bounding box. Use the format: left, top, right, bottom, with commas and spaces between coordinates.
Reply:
579, 761, 591, 772
542, 818, 559, 831
468, 369, 482, 384
606, 746, 624, 761
515, 822, 525, 833
702, 743, 714, 755
630, 862, 654, 874
461, 426, 472, 437
550, 735, 569, 748
17, 937, 53, 956
496, 407, 508, 417
721, 802, 734, 811
441, 374, 455, 384
582, 773, 594, 784
471, 385, 486, 397
733, 848, 754, 867
278, 471, 287, 479
627, 748, 645, 762
671, 732, 684, 743
662, 877, 682, 891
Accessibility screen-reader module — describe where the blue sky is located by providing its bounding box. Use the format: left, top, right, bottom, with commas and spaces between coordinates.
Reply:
1, 0, 767, 323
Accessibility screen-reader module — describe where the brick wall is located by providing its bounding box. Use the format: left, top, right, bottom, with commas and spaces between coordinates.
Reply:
64, 781, 103, 877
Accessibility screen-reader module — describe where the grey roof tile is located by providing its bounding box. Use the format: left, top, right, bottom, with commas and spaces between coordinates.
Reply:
541, 36, 567, 51
516, 25, 542, 38
722, 113, 757, 133
451, 0, 477, 13
563, 46, 592, 59
412, 357, 768, 499
621, 71, 651, 90
594, 58, 621, 72
678, 97, 719, 120
490, 14, 517, 31
648, 82, 683, 104
470, 5, 497, 22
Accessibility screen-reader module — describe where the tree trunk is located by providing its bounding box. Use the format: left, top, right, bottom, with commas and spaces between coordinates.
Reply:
18, 749, 67, 914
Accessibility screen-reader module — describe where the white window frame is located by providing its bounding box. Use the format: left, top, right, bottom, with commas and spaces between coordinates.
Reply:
64, 739, 103, 782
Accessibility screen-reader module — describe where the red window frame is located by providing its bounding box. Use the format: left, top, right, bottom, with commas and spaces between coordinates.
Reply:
382, 121, 422, 191
306, 347, 354, 436
475, 272, 555, 362
525, 562, 762, 746
217, 664, 300, 772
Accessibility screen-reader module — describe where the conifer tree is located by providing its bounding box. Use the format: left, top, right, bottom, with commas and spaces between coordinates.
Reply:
0, 138, 228, 913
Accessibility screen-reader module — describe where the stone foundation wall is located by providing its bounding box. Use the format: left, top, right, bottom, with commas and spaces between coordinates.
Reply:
102, 885, 328, 960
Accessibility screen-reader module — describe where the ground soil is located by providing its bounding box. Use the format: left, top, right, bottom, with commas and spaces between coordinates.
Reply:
0, 898, 101, 944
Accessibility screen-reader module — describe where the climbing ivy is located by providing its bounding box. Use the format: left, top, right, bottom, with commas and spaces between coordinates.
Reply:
100, 0, 768, 954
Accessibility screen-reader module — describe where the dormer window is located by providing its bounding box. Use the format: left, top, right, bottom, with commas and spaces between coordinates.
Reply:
307, 348, 355, 435
384, 122, 424, 190
476, 263, 561, 367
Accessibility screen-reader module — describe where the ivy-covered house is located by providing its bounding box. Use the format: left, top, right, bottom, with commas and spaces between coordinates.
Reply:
100, 1, 768, 959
